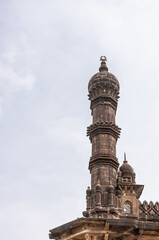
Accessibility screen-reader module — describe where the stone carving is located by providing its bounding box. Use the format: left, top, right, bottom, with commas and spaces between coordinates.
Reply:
139, 200, 159, 218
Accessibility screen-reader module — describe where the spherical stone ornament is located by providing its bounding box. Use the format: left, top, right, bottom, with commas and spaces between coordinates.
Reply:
119, 161, 134, 174
88, 57, 119, 101
88, 71, 119, 92
119, 153, 134, 178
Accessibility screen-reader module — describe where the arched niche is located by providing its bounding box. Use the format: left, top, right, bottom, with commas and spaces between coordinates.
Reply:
124, 201, 132, 213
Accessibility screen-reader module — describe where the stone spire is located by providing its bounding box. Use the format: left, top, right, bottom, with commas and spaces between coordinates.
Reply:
99, 56, 108, 72
83, 57, 121, 218
124, 152, 127, 163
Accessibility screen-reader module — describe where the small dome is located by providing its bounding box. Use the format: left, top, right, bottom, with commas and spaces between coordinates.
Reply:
88, 56, 119, 95
119, 153, 134, 175
120, 161, 134, 174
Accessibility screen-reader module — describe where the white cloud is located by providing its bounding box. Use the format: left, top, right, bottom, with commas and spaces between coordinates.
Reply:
0, 33, 36, 115
0, 61, 35, 116
0, 63, 35, 92
2, 47, 19, 64
48, 117, 86, 145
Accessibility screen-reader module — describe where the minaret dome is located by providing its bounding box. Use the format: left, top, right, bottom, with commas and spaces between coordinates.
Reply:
88, 56, 119, 102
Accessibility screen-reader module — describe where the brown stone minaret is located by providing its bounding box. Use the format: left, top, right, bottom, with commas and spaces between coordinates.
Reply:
83, 56, 121, 218
49, 57, 159, 240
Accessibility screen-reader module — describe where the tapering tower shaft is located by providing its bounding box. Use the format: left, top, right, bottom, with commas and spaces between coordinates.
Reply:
85, 57, 121, 217
88, 57, 120, 191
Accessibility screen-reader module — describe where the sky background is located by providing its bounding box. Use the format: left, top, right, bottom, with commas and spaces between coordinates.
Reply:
1, 0, 159, 239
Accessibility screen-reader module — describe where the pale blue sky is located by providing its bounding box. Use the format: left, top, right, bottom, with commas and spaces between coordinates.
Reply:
1, 1, 159, 239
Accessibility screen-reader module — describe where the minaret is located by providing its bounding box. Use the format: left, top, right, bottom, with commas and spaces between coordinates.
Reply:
83, 56, 121, 218
49, 57, 159, 240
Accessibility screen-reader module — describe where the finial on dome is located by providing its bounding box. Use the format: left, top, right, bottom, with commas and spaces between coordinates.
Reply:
124, 152, 127, 164
99, 56, 108, 72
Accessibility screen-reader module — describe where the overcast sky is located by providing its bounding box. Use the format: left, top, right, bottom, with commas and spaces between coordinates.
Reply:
1, 0, 159, 239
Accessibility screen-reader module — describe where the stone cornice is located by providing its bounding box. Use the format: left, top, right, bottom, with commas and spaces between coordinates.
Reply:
118, 184, 144, 199
89, 154, 119, 170
90, 96, 117, 110
88, 79, 120, 101
49, 217, 159, 239
87, 122, 121, 140
88, 90, 119, 103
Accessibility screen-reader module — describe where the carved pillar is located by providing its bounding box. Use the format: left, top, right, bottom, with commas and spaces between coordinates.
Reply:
96, 180, 102, 206
116, 189, 122, 211
86, 187, 91, 210
109, 185, 114, 207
